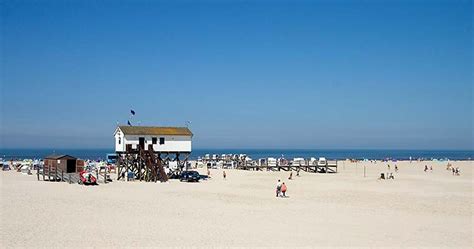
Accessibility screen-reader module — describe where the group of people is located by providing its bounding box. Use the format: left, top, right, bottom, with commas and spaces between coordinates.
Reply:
379, 164, 398, 180
387, 164, 399, 172
446, 163, 461, 176
378, 172, 394, 180
276, 179, 287, 197
287, 169, 300, 180
424, 165, 433, 172
207, 169, 228, 179
423, 163, 461, 176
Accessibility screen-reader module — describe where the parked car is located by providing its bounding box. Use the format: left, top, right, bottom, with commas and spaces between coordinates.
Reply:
179, 171, 200, 182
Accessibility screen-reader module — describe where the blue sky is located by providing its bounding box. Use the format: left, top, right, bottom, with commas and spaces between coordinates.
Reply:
1, 0, 472, 150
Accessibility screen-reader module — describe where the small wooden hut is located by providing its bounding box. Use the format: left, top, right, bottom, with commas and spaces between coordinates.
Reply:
43, 155, 83, 173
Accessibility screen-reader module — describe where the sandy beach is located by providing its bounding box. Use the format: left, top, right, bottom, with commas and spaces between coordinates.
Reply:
1, 160, 472, 248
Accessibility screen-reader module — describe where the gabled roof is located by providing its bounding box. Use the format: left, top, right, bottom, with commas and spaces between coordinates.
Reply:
117, 126, 193, 136
44, 155, 77, 160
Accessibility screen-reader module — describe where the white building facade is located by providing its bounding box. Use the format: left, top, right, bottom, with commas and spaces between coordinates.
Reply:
114, 126, 192, 153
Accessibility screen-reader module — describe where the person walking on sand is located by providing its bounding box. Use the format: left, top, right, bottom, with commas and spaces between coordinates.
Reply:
276, 180, 282, 197
446, 163, 451, 170
281, 182, 287, 197
387, 164, 390, 170
395, 165, 398, 172
288, 172, 293, 180
223, 170, 226, 180
424, 165, 428, 172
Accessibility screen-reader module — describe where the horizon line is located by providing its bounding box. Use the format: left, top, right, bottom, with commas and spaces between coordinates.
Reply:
1, 147, 473, 151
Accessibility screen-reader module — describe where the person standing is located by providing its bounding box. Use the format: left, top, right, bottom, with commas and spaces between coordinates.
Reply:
223, 170, 226, 180
276, 180, 282, 197
281, 182, 287, 197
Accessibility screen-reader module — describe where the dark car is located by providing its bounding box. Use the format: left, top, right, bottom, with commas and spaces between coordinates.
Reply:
179, 171, 200, 182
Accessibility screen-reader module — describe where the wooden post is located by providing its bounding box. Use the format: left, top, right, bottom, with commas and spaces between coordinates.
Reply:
104, 170, 107, 184
125, 157, 129, 181
69, 174, 72, 184
61, 170, 64, 182
139, 155, 142, 182
364, 165, 366, 178
37, 167, 40, 181
48, 165, 51, 181
42, 165, 45, 181
96, 170, 99, 184
117, 154, 121, 180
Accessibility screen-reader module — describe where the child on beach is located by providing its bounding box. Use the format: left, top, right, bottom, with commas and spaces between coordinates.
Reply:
281, 182, 287, 197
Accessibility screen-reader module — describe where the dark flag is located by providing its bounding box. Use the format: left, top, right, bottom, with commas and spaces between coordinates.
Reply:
131, 109, 136, 115
127, 120, 132, 126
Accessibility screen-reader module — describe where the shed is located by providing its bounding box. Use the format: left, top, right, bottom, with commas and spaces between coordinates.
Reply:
44, 155, 80, 173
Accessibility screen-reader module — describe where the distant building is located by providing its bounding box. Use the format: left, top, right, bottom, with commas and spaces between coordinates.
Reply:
113, 126, 193, 153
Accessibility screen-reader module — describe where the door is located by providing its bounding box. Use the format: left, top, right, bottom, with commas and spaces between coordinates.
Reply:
139, 137, 145, 150
66, 160, 76, 173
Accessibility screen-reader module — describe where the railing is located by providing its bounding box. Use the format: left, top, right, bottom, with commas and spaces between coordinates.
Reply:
37, 165, 81, 184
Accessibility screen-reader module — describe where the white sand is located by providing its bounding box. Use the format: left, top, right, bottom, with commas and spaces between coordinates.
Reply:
1, 160, 472, 248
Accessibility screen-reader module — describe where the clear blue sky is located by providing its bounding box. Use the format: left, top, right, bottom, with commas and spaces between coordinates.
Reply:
1, 0, 472, 150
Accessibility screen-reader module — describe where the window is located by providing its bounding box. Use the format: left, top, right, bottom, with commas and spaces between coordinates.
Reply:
118, 137, 121, 144
159, 137, 165, 145
152, 137, 157, 144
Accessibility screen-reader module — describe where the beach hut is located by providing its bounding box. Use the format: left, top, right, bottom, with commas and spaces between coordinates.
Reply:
43, 155, 80, 173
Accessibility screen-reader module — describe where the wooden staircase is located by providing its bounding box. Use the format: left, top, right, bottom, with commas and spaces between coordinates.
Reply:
138, 145, 168, 182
